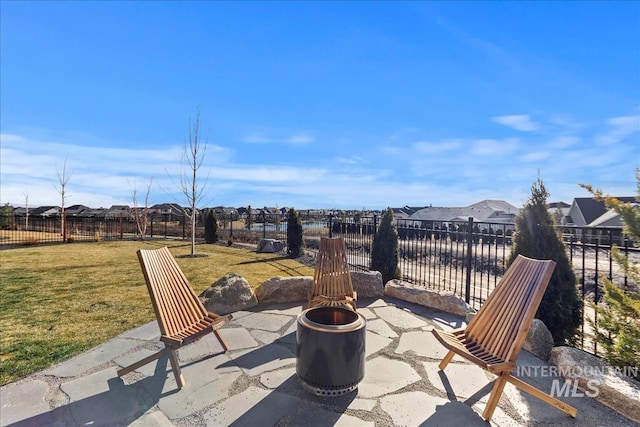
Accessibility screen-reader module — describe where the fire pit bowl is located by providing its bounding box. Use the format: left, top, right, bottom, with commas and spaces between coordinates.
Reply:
296, 306, 366, 397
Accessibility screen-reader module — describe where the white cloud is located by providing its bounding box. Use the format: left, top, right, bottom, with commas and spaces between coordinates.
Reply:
548, 135, 580, 149
336, 156, 366, 164
492, 115, 540, 132
241, 131, 315, 145
287, 133, 315, 145
595, 114, 640, 145
520, 151, 551, 162
471, 138, 519, 156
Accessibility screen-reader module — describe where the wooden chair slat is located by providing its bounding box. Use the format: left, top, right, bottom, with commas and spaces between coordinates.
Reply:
308, 237, 357, 311
117, 247, 231, 388
431, 254, 577, 421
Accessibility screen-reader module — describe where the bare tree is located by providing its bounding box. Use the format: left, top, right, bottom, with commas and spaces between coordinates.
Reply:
55, 158, 73, 242
131, 178, 153, 240
176, 109, 210, 256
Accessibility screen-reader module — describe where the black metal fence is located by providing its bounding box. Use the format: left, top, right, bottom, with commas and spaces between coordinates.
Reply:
2, 212, 637, 356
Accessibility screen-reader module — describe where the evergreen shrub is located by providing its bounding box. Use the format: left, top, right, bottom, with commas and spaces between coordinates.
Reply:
371, 207, 400, 283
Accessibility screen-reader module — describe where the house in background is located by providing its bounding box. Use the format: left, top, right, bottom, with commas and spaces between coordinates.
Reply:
565, 196, 636, 245
548, 201, 571, 225
409, 200, 519, 226
393, 206, 424, 221
566, 197, 635, 228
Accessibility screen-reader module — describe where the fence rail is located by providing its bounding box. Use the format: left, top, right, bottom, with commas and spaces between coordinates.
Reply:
2, 212, 637, 356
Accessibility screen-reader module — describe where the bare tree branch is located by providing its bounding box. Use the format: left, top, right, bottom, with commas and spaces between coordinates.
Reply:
55, 158, 73, 242
131, 177, 154, 240
175, 108, 210, 256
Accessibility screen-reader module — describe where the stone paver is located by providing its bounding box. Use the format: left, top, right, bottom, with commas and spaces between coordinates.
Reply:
1, 298, 636, 427
366, 318, 398, 338
232, 312, 292, 331
373, 305, 429, 329
365, 330, 393, 357
60, 367, 141, 425
358, 356, 422, 398
381, 391, 481, 427
44, 338, 141, 378
0, 380, 51, 426
423, 361, 490, 400
228, 343, 296, 376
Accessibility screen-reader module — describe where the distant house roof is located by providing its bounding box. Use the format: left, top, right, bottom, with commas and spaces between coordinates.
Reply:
31, 206, 60, 216
568, 197, 635, 226
65, 204, 91, 216
150, 203, 184, 216
409, 200, 520, 223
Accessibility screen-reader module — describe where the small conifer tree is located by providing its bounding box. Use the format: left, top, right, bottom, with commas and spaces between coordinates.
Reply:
287, 208, 303, 258
0, 203, 13, 230
371, 207, 400, 283
581, 170, 640, 380
204, 209, 218, 244
508, 176, 582, 345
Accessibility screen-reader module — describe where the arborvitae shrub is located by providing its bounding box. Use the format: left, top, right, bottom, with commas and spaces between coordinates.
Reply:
508, 176, 581, 346
582, 170, 640, 380
287, 208, 303, 258
204, 209, 218, 244
371, 207, 400, 283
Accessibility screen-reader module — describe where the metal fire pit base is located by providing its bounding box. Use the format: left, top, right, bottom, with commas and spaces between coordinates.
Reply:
296, 306, 366, 397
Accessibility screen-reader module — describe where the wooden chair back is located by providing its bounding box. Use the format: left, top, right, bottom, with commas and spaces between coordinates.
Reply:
309, 237, 357, 310
138, 247, 209, 339
118, 247, 230, 388
464, 254, 556, 365
430, 255, 577, 421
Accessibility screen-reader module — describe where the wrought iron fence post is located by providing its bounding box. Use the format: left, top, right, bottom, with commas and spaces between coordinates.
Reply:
465, 217, 474, 304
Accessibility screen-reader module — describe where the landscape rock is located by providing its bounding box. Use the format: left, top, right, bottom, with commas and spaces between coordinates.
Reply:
384, 279, 471, 317
523, 319, 554, 361
256, 239, 285, 253
550, 346, 640, 423
351, 271, 384, 299
199, 273, 258, 315
255, 276, 312, 303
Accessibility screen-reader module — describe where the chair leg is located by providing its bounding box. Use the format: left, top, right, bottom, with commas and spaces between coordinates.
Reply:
438, 350, 455, 370
482, 371, 510, 421
214, 330, 229, 352
117, 348, 167, 378
167, 348, 185, 388
506, 375, 577, 417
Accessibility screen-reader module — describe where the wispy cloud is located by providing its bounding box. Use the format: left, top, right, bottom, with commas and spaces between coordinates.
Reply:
241, 131, 315, 145
471, 138, 520, 156
492, 115, 540, 132
594, 114, 640, 145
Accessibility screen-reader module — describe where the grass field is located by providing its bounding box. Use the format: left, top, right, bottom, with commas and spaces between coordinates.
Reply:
0, 240, 314, 385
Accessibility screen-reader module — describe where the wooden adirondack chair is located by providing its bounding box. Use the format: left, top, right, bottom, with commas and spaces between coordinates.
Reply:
117, 247, 231, 388
309, 237, 357, 311
431, 254, 577, 421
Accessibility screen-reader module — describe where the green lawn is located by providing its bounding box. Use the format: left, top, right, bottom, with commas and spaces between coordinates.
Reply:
0, 240, 314, 385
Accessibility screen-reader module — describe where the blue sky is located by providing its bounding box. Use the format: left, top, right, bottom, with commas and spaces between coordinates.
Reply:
1, 1, 638, 210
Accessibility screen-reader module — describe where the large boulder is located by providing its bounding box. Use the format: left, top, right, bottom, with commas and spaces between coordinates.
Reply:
550, 346, 640, 423
384, 279, 471, 317
351, 271, 384, 299
255, 276, 312, 303
199, 273, 258, 315
256, 238, 285, 253
523, 319, 554, 361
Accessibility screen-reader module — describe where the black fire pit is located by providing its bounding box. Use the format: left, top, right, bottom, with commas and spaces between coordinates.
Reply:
296, 306, 366, 397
